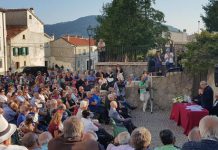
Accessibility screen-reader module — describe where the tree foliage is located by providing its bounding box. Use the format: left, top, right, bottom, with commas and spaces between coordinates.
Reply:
95, 0, 168, 49
201, 0, 218, 32
184, 31, 218, 73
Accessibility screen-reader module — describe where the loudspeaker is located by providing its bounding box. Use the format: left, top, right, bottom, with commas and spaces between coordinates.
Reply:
215, 64, 218, 87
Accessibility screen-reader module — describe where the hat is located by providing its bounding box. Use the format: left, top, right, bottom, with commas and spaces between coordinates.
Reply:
0, 114, 17, 143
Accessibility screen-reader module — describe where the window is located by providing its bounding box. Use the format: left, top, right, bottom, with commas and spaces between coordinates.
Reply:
29, 15, 32, 19
83, 49, 86, 55
22, 35, 25, 39
13, 47, 29, 56
0, 59, 2, 68
13, 47, 19, 56
24, 61, 26, 66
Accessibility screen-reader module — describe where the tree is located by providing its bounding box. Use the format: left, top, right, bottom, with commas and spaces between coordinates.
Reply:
201, 0, 218, 32
184, 31, 218, 73
95, 0, 168, 49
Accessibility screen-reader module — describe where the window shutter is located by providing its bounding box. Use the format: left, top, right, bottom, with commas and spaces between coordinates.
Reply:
13, 48, 16, 56
26, 47, 29, 55
22, 47, 26, 56
13, 48, 18, 56
18, 48, 22, 55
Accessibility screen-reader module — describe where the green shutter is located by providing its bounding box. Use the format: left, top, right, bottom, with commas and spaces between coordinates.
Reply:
13, 48, 18, 56
22, 47, 26, 56
13, 48, 16, 56
18, 48, 22, 55
26, 47, 29, 55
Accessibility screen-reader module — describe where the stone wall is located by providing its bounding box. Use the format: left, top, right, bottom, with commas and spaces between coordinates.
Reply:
95, 62, 148, 78
126, 72, 193, 110
152, 72, 193, 110
96, 62, 193, 110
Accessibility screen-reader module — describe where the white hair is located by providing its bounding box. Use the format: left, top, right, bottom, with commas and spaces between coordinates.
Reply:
200, 81, 207, 86
38, 132, 52, 145
80, 100, 88, 108
188, 127, 201, 142
117, 131, 131, 145
199, 116, 218, 139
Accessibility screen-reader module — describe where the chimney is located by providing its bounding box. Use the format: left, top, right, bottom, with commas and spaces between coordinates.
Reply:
67, 35, 70, 41
51, 34, 55, 41
29, 8, 34, 14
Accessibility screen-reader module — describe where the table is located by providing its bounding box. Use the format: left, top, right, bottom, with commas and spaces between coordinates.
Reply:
170, 103, 209, 135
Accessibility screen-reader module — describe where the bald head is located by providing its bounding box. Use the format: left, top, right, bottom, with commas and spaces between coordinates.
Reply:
110, 101, 118, 109
199, 116, 218, 139
188, 127, 201, 142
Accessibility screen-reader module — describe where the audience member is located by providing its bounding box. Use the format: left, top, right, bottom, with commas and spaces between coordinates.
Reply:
22, 132, 41, 150
48, 116, 100, 150
38, 132, 53, 150
154, 129, 179, 150
130, 127, 151, 150
107, 131, 134, 150
188, 127, 201, 142
0, 108, 27, 150
182, 116, 218, 150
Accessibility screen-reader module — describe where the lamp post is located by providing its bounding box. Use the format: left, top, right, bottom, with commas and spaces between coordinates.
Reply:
87, 25, 93, 70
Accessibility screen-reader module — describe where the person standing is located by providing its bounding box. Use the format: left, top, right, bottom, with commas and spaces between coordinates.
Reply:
154, 50, 163, 75
164, 48, 174, 70
139, 75, 150, 112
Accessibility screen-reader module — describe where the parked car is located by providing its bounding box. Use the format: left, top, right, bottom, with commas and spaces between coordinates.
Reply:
17, 66, 48, 76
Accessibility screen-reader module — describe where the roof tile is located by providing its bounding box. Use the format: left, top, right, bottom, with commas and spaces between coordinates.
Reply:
62, 36, 96, 46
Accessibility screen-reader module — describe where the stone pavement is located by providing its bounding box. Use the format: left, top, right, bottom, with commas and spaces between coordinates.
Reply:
104, 108, 187, 149
131, 108, 187, 149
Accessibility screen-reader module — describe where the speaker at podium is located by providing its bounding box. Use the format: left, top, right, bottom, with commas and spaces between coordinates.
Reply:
215, 64, 218, 87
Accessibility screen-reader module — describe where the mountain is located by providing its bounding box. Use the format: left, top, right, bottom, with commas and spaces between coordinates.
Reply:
45, 15, 182, 39
44, 15, 99, 38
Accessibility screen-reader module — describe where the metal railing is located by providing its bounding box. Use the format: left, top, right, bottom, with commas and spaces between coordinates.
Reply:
99, 46, 150, 62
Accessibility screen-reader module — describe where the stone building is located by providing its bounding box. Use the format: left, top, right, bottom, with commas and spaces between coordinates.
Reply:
50, 35, 98, 71
0, 10, 7, 74
5, 8, 52, 70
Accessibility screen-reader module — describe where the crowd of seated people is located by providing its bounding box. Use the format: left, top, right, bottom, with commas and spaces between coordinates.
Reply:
0, 66, 218, 150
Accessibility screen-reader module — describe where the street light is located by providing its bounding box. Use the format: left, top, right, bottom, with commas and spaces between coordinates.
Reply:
87, 25, 94, 70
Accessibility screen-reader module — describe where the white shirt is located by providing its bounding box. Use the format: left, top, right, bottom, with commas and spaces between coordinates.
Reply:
39, 94, 45, 103
81, 117, 98, 133
106, 144, 134, 150
76, 108, 83, 119
164, 52, 174, 63
0, 95, 7, 103
0, 145, 28, 150
16, 96, 25, 103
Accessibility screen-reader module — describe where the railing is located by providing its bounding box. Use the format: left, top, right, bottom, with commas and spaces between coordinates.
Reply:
99, 46, 150, 62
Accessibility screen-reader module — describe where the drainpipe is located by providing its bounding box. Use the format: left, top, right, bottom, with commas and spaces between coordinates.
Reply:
2, 13, 6, 75
74, 46, 77, 71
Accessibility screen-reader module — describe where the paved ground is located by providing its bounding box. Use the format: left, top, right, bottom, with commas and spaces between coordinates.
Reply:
131, 108, 187, 148
104, 108, 187, 149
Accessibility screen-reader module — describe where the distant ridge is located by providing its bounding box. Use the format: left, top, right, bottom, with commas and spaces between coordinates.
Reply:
44, 15, 99, 38
45, 15, 182, 39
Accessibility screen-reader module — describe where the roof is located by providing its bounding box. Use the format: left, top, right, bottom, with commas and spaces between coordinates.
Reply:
6, 25, 27, 40
1, 8, 44, 25
165, 25, 181, 33
62, 36, 96, 46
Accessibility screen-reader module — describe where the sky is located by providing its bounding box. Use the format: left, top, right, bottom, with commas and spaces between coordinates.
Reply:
0, 0, 209, 34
